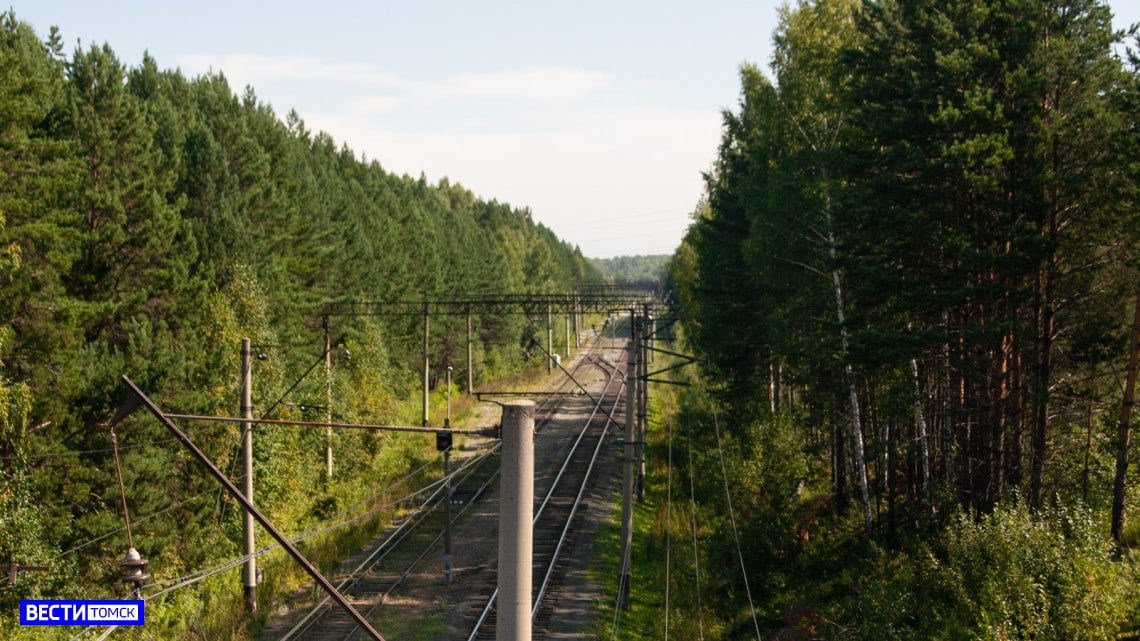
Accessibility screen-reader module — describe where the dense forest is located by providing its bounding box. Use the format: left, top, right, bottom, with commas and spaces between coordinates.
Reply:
644, 0, 1140, 637
6, 0, 1140, 637
0, 11, 598, 637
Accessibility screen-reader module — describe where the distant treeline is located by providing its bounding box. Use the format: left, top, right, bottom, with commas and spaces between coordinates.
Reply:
589, 254, 668, 281
0, 10, 597, 631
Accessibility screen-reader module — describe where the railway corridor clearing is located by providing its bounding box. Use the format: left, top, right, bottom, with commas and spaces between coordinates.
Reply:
259, 336, 628, 640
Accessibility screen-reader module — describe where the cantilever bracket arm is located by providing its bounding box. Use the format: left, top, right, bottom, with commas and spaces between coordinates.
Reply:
111, 376, 386, 641
642, 348, 699, 382
645, 377, 692, 387
527, 338, 627, 432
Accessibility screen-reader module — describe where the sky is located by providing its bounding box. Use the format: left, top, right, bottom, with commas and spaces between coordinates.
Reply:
8, 1, 1140, 259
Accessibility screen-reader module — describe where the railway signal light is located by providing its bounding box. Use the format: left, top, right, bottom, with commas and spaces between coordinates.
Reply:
436, 419, 452, 451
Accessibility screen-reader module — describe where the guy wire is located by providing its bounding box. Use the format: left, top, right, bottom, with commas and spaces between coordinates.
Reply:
110, 427, 134, 549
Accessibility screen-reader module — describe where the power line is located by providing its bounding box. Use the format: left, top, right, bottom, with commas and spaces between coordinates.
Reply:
687, 416, 705, 641
258, 334, 347, 421
710, 410, 762, 641
163, 413, 496, 436
142, 449, 488, 597
52, 348, 479, 577
52, 340, 345, 564
119, 446, 497, 613
0, 438, 181, 462
49, 483, 226, 563
665, 417, 673, 641
212, 333, 346, 544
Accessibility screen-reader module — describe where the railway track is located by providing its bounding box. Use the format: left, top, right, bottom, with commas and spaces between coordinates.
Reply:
464, 343, 626, 640
264, 442, 498, 641
262, 336, 628, 641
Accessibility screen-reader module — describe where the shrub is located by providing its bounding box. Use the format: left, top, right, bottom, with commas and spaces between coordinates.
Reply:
935, 501, 1133, 641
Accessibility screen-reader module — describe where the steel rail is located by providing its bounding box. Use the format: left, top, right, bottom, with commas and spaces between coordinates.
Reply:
341, 460, 504, 641
286, 339, 600, 641
465, 340, 627, 640
281, 447, 500, 641
278, 334, 612, 641
532, 358, 624, 615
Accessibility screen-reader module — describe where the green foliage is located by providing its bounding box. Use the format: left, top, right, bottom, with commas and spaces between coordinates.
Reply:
0, 10, 600, 637
589, 254, 669, 281
0, 337, 46, 614
935, 502, 1133, 640
616, 363, 1140, 641
642, 0, 1140, 637
791, 502, 1137, 641
672, 0, 1139, 519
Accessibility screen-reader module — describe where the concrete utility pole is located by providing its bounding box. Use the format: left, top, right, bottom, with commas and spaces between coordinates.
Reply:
443, 366, 453, 585
324, 319, 333, 480
466, 307, 474, 395
565, 312, 571, 359
638, 306, 648, 503
547, 300, 554, 374
423, 303, 430, 427
499, 400, 535, 641
117, 377, 386, 641
241, 338, 256, 612
619, 308, 637, 610
573, 296, 581, 351
649, 313, 655, 363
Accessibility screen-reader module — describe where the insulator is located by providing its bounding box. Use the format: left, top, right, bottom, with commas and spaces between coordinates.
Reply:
121, 547, 151, 585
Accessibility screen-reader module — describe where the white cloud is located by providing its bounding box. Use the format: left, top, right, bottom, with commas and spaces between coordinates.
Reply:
306, 104, 720, 257
175, 51, 710, 256
430, 68, 610, 103
349, 96, 400, 115
179, 53, 608, 110
176, 53, 402, 87
344, 67, 611, 116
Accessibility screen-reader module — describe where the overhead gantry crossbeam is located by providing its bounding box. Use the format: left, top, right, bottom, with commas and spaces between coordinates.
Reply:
317, 284, 661, 435
318, 291, 657, 318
